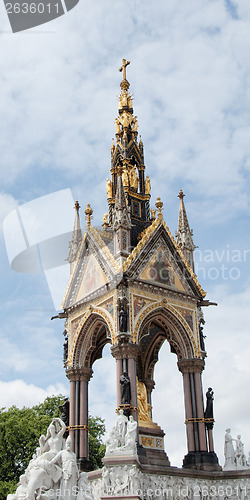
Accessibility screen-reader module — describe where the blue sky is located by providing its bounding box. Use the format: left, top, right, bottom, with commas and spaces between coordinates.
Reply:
1, 0, 250, 467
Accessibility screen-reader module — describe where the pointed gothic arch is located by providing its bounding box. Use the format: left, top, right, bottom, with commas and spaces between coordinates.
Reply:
135, 304, 196, 395
72, 310, 113, 369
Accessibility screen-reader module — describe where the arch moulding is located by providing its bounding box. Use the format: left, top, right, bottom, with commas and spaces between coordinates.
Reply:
133, 300, 199, 359
69, 307, 114, 369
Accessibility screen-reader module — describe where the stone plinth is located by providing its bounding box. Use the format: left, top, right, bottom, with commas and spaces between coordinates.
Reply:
103, 455, 140, 467
183, 450, 222, 471
138, 424, 170, 467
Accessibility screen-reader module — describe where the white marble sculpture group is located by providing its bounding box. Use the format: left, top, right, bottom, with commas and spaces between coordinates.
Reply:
7, 418, 93, 500
7, 415, 250, 500
105, 410, 138, 457
224, 428, 248, 470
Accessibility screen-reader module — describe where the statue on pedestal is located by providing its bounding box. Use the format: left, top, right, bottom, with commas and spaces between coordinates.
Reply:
199, 324, 206, 351
145, 175, 151, 195
106, 179, 112, 199
105, 411, 138, 457
235, 435, 247, 467
224, 428, 236, 468
63, 336, 68, 366
122, 168, 129, 187
137, 379, 152, 423
120, 372, 131, 405
115, 118, 121, 134
115, 409, 128, 446
204, 387, 214, 429
119, 306, 128, 332
130, 166, 138, 190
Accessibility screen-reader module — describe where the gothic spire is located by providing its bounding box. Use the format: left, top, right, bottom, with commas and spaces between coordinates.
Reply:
176, 189, 196, 271
68, 201, 82, 272
107, 59, 152, 248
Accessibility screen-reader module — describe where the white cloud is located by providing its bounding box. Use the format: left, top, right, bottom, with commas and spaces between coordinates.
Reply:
0, 0, 249, 227
0, 307, 64, 382
0, 379, 68, 409
88, 344, 117, 433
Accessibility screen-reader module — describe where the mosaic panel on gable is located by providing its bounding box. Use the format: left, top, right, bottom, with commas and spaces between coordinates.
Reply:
139, 247, 185, 292
76, 253, 108, 303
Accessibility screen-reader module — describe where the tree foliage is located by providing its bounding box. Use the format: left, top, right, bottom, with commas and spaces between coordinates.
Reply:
88, 415, 105, 469
0, 395, 105, 500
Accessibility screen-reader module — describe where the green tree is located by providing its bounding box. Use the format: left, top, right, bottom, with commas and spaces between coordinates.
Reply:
88, 415, 105, 469
0, 395, 105, 500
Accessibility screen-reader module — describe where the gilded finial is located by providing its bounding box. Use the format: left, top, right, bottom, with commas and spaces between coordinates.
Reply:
119, 58, 130, 91
178, 189, 185, 200
155, 197, 163, 221
102, 213, 108, 229
85, 203, 93, 228
119, 58, 130, 80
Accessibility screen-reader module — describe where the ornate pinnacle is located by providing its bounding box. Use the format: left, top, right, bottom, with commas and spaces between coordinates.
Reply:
178, 189, 185, 200
85, 203, 93, 228
74, 200, 80, 212
155, 197, 164, 221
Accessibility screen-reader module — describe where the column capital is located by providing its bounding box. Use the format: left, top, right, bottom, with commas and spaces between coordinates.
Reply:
111, 342, 139, 360
66, 367, 93, 382
178, 358, 205, 374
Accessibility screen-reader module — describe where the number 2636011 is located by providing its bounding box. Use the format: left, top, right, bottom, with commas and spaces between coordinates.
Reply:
5, 3, 60, 14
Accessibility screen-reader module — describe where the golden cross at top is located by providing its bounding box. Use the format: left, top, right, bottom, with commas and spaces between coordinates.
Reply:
119, 58, 130, 80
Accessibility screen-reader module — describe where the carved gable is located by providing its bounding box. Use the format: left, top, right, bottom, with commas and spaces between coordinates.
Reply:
62, 228, 120, 309
123, 222, 205, 299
